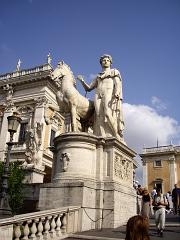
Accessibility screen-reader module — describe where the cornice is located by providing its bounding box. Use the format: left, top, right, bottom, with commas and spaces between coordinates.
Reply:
0, 64, 56, 89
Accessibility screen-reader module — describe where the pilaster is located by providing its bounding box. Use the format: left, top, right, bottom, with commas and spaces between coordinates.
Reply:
0, 109, 13, 161
142, 159, 147, 187
169, 156, 176, 190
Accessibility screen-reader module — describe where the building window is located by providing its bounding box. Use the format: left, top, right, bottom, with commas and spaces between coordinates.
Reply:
154, 160, 162, 167
18, 122, 28, 143
50, 129, 56, 146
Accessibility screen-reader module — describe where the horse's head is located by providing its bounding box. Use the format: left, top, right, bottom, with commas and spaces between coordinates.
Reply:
51, 61, 65, 81
51, 61, 76, 86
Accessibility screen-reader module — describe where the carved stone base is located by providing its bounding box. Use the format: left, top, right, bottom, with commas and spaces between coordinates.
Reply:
23, 167, 45, 184
51, 132, 136, 185
38, 132, 137, 229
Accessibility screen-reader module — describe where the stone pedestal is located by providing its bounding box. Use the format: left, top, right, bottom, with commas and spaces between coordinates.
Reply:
38, 133, 137, 230
23, 167, 45, 184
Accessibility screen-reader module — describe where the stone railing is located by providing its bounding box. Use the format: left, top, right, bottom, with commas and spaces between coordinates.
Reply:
0, 64, 52, 81
175, 146, 180, 152
142, 145, 174, 154
0, 206, 81, 240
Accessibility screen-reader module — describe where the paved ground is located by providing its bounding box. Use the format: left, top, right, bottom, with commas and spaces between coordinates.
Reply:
65, 214, 180, 240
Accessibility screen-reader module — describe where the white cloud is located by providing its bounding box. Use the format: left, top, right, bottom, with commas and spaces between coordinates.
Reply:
151, 96, 167, 111
123, 103, 180, 183
123, 103, 180, 152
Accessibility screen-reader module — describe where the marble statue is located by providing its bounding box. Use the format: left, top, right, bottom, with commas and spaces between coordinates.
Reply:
77, 54, 124, 140
16, 59, 22, 71
25, 122, 43, 164
47, 53, 52, 65
51, 61, 94, 132
3, 84, 13, 101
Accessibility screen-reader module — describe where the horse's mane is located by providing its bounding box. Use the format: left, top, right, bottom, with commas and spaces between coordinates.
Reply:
57, 61, 76, 85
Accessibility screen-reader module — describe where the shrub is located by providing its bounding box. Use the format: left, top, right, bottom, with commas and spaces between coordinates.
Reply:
0, 161, 25, 215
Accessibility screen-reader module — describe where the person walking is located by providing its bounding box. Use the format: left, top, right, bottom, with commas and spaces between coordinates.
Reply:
172, 184, 180, 215
151, 187, 157, 199
141, 187, 151, 219
152, 188, 168, 237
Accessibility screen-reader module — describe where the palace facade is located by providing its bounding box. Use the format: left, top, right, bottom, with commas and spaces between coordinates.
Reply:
140, 145, 180, 193
0, 59, 65, 183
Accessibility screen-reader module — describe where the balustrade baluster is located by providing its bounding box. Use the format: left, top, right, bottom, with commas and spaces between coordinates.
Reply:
56, 213, 63, 237
61, 213, 67, 234
44, 216, 52, 240
22, 220, 31, 240
14, 223, 22, 240
50, 215, 56, 238
37, 217, 44, 240
29, 219, 38, 240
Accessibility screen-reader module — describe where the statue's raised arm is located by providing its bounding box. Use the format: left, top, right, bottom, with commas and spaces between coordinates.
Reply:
77, 75, 97, 92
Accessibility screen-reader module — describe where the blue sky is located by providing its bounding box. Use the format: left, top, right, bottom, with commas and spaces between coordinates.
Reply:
1, 0, 180, 177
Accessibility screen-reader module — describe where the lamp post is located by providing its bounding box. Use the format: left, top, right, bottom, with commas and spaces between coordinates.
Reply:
0, 112, 21, 218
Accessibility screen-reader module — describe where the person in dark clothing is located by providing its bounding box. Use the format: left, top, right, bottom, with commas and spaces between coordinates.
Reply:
172, 184, 180, 214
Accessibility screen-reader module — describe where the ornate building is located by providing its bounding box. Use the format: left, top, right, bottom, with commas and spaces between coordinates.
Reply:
0, 59, 64, 183
140, 145, 180, 193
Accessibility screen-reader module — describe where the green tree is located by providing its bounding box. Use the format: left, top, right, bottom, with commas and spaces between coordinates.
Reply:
0, 161, 25, 215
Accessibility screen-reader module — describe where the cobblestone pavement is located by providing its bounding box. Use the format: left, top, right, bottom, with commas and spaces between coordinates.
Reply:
65, 214, 180, 240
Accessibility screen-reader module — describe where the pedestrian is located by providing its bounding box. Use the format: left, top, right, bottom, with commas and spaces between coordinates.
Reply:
151, 187, 157, 199
164, 191, 171, 213
125, 215, 150, 240
137, 184, 143, 195
152, 188, 168, 237
141, 187, 151, 219
172, 184, 180, 215
136, 185, 143, 215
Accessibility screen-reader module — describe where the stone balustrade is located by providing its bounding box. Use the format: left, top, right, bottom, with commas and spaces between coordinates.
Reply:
142, 145, 174, 154
0, 206, 81, 240
0, 64, 52, 81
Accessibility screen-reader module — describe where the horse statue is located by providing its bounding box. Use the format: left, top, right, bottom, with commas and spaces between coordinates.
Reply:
51, 61, 94, 132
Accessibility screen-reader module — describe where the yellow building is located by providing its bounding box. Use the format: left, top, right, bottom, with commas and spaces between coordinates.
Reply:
140, 145, 180, 193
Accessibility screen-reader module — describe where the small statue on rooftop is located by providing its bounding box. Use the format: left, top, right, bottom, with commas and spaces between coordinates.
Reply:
16, 59, 22, 71
47, 53, 52, 65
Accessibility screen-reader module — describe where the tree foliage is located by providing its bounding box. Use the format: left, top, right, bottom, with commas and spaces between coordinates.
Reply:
0, 161, 25, 215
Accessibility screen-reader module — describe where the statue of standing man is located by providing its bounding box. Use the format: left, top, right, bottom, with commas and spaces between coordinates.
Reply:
77, 54, 124, 140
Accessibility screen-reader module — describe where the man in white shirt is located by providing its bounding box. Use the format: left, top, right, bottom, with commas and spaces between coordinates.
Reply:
152, 188, 168, 237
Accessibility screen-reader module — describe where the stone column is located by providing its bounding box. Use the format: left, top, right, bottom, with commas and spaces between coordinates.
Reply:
95, 139, 105, 229
142, 159, 147, 187
96, 139, 105, 180
169, 156, 176, 190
